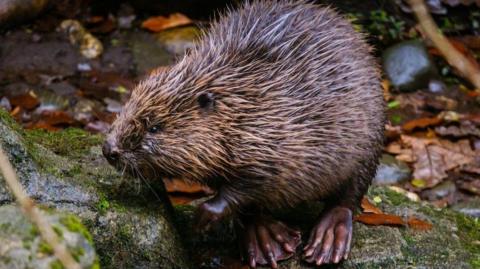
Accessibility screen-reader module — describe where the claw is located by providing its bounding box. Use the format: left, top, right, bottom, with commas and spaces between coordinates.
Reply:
303, 206, 353, 265
241, 216, 301, 268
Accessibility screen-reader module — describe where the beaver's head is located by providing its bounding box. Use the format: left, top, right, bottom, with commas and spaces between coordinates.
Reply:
103, 67, 232, 181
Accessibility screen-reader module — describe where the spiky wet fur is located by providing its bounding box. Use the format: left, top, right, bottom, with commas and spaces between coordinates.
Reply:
107, 0, 385, 210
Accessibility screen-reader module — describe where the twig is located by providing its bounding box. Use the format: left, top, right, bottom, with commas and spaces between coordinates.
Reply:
0, 145, 81, 269
409, 0, 480, 90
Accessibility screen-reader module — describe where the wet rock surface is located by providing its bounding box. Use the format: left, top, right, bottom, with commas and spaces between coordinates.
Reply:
0, 205, 97, 269
382, 40, 438, 91
0, 110, 189, 269
1, 109, 479, 268
373, 154, 411, 186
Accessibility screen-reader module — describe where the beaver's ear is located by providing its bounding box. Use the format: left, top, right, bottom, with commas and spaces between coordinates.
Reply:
197, 92, 215, 111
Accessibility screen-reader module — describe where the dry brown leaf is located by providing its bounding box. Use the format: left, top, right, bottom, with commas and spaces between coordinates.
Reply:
401, 135, 475, 188
8, 92, 39, 110
141, 13, 192, 32
385, 141, 415, 162
354, 213, 405, 226
407, 217, 433, 230
402, 117, 442, 132
164, 178, 212, 194
435, 121, 480, 138
360, 197, 383, 214
458, 180, 480, 195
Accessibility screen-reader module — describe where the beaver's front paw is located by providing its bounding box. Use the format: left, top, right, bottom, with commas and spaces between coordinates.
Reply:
195, 196, 232, 230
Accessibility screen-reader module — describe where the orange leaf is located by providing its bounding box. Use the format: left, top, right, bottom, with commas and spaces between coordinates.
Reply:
354, 213, 405, 227
9, 92, 39, 110
402, 117, 442, 132
141, 13, 192, 32
164, 178, 212, 194
407, 217, 433, 231
360, 197, 383, 214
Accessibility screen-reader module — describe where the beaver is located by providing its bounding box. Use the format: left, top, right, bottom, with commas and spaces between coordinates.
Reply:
103, 0, 385, 267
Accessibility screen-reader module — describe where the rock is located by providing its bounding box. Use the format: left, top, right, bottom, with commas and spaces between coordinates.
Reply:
382, 40, 438, 91
176, 187, 480, 268
452, 198, 480, 218
421, 180, 457, 201
1, 109, 479, 268
129, 31, 173, 76
0, 205, 98, 269
373, 154, 411, 185
428, 79, 447, 93
155, 26, 201, 56
0, 109, 189, 269
0, 32, 81, 82
0, 0, 50, 28
0, 97, 11, 112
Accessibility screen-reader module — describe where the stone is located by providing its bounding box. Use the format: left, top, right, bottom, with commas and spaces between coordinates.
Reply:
0, 109, 189, 269
373, 154, 411, 185
382, 40, 438, 91
0, 205, 98, 269
452, 198, 480, 218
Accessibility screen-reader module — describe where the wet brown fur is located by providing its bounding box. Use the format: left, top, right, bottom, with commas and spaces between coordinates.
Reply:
106, 0, 386, 211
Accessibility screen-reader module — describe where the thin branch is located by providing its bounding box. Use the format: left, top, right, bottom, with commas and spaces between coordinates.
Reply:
0, 145, 81, 269
409, 0, 480, 90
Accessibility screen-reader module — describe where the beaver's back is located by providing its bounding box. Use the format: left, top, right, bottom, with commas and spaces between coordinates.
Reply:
170, 0, 386, 207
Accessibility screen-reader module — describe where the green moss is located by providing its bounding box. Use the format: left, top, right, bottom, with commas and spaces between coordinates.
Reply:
24, 128, 103, 159
96, 196, 111, 215
0, 108, 23, 134
71, 247, 85, 262
455, 214, 480, 267
91, 258, 101, 269
50, 260, 64, 269
52, 225, 64, 238
39, 241, 54, 255
367, 187, 410, 207
60, 215, 94, 244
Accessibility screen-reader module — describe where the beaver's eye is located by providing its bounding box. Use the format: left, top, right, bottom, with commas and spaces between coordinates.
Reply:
148, 125, 162, 134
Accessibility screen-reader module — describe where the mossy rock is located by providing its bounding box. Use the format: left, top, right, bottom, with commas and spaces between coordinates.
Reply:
0, 205, 98, 269
175, 187, 480, 268
0, 109, 189, 269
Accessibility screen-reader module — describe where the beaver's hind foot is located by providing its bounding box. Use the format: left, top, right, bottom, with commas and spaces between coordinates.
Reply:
242, 215, 301, 268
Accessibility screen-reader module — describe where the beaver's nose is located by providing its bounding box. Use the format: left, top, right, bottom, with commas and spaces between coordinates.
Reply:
102, 140, 120, 165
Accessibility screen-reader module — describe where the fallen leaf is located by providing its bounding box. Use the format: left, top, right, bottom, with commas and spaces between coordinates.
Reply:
407, 217, 433, 231
38, 110, 75, 126
361, 197, 383, 214
9, 92, 40, 110
401, 135, 475, 188
141, 13, 192, 32
164, 178, 212, 194
402, 117, 442, 132
458, 180, 480, 195
388, 186, 421, 202
354, 213, 405, 226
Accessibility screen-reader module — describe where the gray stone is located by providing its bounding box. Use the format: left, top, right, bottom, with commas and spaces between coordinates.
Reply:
382, 40, 438, 91
0, 205, 97, 269
452, 198, 480, 218
1, 108, 479, 268
373, 154, 411, 185
129, 32, 173, 76
0, 109, 189, 269
421, 180, 457, 201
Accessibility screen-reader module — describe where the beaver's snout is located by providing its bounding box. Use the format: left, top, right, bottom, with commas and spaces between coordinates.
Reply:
102, 139, 120, 165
